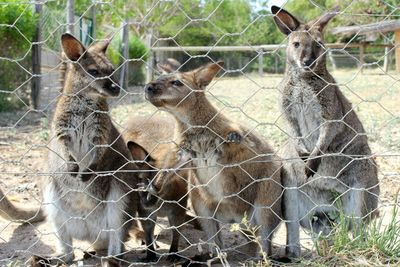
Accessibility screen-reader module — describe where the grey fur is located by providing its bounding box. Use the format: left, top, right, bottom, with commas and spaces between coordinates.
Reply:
271, 6, 380, 257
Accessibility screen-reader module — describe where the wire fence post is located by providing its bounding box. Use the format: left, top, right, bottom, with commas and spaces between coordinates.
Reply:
258, 50, 264, 75
66, 0, 74, 34
31, 0, 42, 110
359, 43, 365, 73
91, 0, 96, 41
119, 20, 129, 90
146, 31, 154, 83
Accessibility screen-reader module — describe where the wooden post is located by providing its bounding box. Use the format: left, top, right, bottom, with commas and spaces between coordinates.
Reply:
91, 1, 96, 41
258, 50, 263, 76
395, 30, 400, 73
383, 45, 390, 73
146, 32, 154, 83
31, 1, 42, 110
119, 21, 129, 89
359, 43, 365, 73
328, 50, 337, 71
66, 0, 74, 34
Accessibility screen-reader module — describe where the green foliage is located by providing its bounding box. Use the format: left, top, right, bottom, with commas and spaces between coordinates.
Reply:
0, 0, 37, 58
126, 36, 148, 60
0, 0, 36, 111
106, 35, 148, 85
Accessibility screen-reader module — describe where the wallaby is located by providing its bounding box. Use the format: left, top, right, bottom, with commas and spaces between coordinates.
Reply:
271, 6, 380, 257
0, 188, 44, 223
145, 61, 283, 261
123, 115, 199, 262
43, 33, 147, 264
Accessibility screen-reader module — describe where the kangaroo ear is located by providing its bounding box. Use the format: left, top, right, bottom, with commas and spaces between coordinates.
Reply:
91, 35, 112, 54
157, 58, 181, 74
61, 33, 86, 61
311, 6, 340, 32
127, 141, 154, 162
194, 61, 224, 88
271, 6, 300, 35
157, 63, 175, 74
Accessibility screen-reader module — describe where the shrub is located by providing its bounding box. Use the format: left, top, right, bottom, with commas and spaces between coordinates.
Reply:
0, 1, 37, 111
106, 35, 148, 85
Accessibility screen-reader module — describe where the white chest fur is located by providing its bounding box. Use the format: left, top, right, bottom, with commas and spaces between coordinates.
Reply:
290, 88, 323, 152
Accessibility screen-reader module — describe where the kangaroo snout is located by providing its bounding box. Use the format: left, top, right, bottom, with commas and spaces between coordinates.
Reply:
107, 80, 120, 96
303, 58, 315, 68
144, 83, 157, 95
144, 82, 163, 105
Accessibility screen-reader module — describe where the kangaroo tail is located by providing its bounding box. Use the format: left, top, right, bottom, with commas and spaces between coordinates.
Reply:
0, 188, 44, 223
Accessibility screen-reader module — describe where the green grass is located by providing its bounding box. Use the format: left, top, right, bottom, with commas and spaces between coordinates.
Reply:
307, 195, 400, 266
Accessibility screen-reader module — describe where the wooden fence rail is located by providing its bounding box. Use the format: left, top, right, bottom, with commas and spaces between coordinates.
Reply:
146, 43, 394, 82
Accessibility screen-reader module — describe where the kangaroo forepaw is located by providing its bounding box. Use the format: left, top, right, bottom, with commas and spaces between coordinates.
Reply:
77, 169, 95, 182
305, 157, 320, 178
226, 131, 242, 143
67, 163, 79, 177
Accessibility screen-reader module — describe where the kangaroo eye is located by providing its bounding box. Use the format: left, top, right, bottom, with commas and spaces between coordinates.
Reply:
88, 69, 99, 77
171, 80, 184, 86
293, 42, 300, 48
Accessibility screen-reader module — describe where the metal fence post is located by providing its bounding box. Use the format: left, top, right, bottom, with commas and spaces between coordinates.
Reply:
146, 32, 154, 83
31, 1, 42, 110
119, 21, 129, 89
258, 50, 263, 75
66, 0, 74, 34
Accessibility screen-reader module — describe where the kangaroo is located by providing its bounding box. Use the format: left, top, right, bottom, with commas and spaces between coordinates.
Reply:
145, 61, 283, 261
43, 33, 146, 264
0, 188, 44, 223
271, 6, 380, 257
123, 115, 199, 262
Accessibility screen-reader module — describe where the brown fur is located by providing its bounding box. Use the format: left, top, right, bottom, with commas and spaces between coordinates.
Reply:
145, 61, 283, 258
43, 33, 145, 263
123, 115, 198, 261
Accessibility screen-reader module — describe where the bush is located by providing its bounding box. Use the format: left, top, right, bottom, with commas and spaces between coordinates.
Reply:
107, 35, 148, 86
0, 1, 37, 111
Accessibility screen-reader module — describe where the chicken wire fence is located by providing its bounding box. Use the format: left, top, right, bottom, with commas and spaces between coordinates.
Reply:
0, 0, 399, 266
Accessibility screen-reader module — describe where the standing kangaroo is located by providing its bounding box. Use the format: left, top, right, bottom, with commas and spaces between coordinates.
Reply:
145, 61, 283, 260
271, 6, 380, 257
123, 115, 199, 262
43, 33, 145, 263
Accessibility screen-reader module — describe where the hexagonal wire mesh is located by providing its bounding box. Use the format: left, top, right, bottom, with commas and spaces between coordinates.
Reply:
0, 0, 399, 266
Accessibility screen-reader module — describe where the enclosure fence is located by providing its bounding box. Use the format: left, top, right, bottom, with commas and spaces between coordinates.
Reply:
0, 0, 399, 266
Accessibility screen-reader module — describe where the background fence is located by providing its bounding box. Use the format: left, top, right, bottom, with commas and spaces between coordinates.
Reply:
0, 0, 399, 266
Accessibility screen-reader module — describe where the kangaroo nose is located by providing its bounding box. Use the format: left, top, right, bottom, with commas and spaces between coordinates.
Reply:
145, 83, 156, 94
303, 59, 315, 67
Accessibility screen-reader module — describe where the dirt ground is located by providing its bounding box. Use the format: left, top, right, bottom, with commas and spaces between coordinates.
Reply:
0, 70, 399, 266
